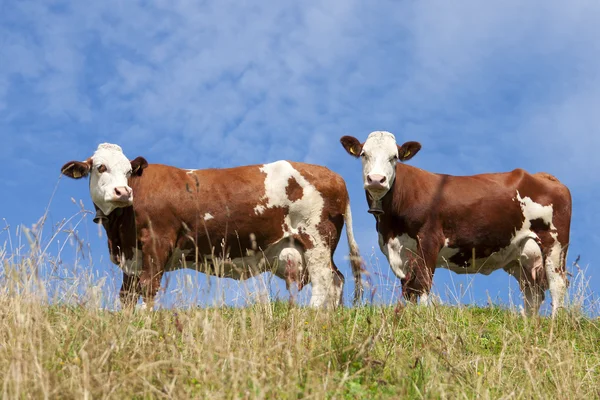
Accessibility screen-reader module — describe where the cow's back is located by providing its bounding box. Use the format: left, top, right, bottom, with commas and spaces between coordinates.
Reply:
404, 167, 572, 245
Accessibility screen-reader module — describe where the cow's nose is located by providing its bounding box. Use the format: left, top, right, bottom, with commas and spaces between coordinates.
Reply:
367, 174, 387, 185
114, 186, 132, 202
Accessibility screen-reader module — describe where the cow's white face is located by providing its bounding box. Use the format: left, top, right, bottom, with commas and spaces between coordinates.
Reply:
341, 131, 421, 203
89, 144, 134, 214
61, 143, 148, 217
360, 131, 400, 199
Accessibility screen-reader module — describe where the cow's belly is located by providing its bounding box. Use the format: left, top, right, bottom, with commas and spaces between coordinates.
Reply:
381, 233, 531, 278
438, 243, 520, 275
114, 236, 306, 284
162, 249, 264, 279
164, 237, 305, 281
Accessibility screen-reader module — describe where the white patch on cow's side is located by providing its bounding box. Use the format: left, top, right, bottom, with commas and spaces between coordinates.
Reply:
255, 161, 338, 307
89, 143, 134, 216
203, 213, 214, 221
515, 191, 554, 227
186, 169, 197, 174
361, 131, 400, 200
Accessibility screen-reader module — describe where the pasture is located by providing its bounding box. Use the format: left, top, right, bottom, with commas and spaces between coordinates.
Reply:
1, 294, 599, 398
0, 212, 598, 399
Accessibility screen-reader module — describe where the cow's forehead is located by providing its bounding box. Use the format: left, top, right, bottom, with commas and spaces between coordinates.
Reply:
91, 143, 130, 169
363, 131, 398, 154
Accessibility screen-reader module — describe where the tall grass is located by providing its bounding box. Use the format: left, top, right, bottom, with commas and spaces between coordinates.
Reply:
0, 208, 598, 399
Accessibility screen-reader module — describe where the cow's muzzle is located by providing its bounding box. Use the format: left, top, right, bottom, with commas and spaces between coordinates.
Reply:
113, 186, 133, 203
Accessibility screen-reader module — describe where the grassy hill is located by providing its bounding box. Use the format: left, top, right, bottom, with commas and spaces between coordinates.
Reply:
1, 214, 598, 398
0, 297, 598, 399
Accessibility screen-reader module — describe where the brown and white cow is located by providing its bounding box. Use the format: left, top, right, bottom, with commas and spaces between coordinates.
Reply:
61, 143, 363, 309
341, 131, 571, 316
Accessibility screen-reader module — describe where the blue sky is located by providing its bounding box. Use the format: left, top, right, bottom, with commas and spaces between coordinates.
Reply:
1, 1, 598, 313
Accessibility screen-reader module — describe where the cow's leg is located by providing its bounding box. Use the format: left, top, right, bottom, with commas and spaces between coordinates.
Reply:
401, 240, 438, 306
522, 282, 545, 316
402, 261, 435, 305
303, 215, 345, 308
544, 243, 568, 317
138, 263, 165, 310
329, 260, 345, 307
138, 229, 171, 310
305, 246, 344, 308
385, 235, 434, 304
508, 238, 546, 316
120, 272, 140, 309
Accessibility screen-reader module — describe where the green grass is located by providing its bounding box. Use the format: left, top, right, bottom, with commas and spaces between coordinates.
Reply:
0, 298, 598, 399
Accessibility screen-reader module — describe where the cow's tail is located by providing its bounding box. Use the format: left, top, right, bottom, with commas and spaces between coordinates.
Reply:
344, 198, 364, 305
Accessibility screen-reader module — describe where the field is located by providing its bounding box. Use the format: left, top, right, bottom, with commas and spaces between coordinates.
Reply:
0, 213, 599, 399
0, 298, 598, 399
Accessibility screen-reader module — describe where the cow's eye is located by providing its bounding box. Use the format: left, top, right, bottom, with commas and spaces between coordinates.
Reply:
97, 165, 107, 173
390, 155, 398, 162
126, 170, 132, 178
360, 151, 366, 158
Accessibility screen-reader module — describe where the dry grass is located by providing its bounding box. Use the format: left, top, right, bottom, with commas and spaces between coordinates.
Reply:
0, 210, 598, 399
0, 295, 598, 399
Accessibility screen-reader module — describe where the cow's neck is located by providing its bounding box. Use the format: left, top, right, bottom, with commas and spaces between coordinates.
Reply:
379, 163, 430, 219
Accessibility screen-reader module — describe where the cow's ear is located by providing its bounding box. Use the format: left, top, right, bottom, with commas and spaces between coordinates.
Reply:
398, 141, 421, 162
131, 156, 148, 176
340, 136, 363, 158
61, 159, 92, 179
